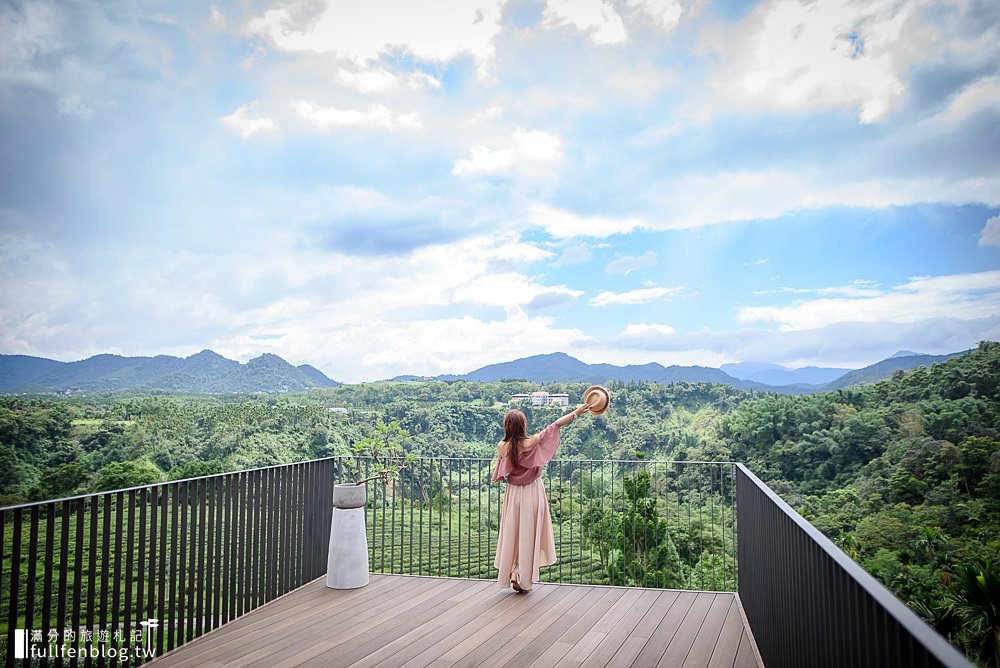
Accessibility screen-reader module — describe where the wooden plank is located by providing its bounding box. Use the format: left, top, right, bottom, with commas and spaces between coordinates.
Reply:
347, 580, 523, 668
149, 576, 760, 668
606, 590, 682, 666
251, 577, 469, 668
309, 579, 483, 668
707, 597, 746, 668
194, 575, 449, 668
579, 589, 661, 667
152, 576, 408, 667
656, 593, 718, 667
734, 632, 760, 668
473, 585, 600, 668
683, 595, 735, 667
631, 590, 698, 665
440, 584, 579, 667
387, 584, 562, 667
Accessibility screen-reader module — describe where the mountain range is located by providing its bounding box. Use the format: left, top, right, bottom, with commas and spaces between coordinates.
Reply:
0, 350, 340, 394
0, 348, 969, 395
395, 350, 968, 394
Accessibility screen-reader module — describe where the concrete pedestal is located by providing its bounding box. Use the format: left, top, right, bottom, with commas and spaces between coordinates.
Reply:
326, 484, 370, 589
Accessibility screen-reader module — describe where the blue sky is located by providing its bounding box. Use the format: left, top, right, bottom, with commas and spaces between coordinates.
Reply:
1, 0, 999, 382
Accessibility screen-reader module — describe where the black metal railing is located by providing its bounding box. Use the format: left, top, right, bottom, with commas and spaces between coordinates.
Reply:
4, 455, 975, 668
735, 464, 973, 668
1, 458, 335, 667
337, 457, 739, 592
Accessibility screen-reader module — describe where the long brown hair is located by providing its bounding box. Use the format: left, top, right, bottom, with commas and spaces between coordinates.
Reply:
503, 410, 527, 468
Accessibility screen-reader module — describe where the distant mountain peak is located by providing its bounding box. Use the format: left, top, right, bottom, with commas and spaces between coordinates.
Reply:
187, 349, 228, 360
889, 350, 923, 359
0, 351, 340, 393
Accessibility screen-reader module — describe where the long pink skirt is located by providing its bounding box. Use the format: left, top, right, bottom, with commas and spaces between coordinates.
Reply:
494, 478, 556, 590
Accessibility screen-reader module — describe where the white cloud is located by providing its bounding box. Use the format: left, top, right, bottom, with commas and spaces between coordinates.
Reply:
979, 216, 1000, 247
465, 105, 503, 125
707, 0, 912, 123
543, 0, 628, 45
527, 204, 642, 238
644, 170, 1000, 230
591, 286, 683, 306
291, 100, 420, 131
246, 0, 504, 78
452, 128, 562, 177
621, 323, 676, 336
939, 75, 1000, 123
335, 67, 441, 93
613, 317, 1000, 369
626, 0, 684, 32
219, 102, 277, 138
57, 94, 95, 120
335, 67, 397, 93
738, 270, 1000, 331
605, 250, 657, 275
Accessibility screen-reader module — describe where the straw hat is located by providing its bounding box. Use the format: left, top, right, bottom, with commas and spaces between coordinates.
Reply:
583, 385, 611, 416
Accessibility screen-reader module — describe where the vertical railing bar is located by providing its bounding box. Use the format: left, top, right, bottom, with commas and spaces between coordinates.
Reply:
145, 487, 159, 660
391, 464, 398, 574
196, 478, 207, 638
407, 466, 413, 576
251, 470, 262, 608
155, 487, 166, 656
302, 464, 311, 583
176, 483, 189, 652
556, 460, 562, 582
419, 460, 426, 576
436, 457, 441, 577
296, 463, 305, 587
6, 508, 23, 668
85, 497, 98, 668
267, 466, 277, 602
185, 480, 197, 647
276, 465, 284, 595
447, 463, 452, 577
255, 468, 267, 608
279, 465, 289, 595
478, 461, 483, 579
122, 490, 135, 659
485, 459, 491, 580
42, 503, 56, 668
243, 470, 255, 615
221, 476, 231, 624
229, 473, 240, 620
71, 499, 84, 668
288, 464, 298, 589
25, 506, 39, 661
458, 463, 464, 578
58, 501, 75, 666
110, 492, 123, 658
99, 493, 112, 666
199, 478, 214, 631
272, 467, 282, 597
136, 488, 148, 661
210, 477, 221, 630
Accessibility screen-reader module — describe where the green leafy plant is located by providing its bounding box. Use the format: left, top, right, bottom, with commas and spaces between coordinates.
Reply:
348, 419, 414, 485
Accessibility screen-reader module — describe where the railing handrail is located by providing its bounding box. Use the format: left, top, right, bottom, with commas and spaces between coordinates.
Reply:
736, 463, 973, 667
0, 456, 339, 513
1, 457, 734, 512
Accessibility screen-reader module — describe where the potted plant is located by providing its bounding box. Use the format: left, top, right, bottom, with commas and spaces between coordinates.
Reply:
327, 419, 413, 589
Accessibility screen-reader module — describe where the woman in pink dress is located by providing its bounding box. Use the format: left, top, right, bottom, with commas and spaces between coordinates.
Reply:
492, 404, 591, 592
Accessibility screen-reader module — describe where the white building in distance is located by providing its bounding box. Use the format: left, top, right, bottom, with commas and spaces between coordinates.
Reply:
509, 392, 570, 407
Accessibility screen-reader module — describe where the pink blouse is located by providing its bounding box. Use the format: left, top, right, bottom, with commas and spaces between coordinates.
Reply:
492, 422, 561, 485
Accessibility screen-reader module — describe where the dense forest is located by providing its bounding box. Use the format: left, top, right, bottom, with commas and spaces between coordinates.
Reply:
1, 342, 998, 665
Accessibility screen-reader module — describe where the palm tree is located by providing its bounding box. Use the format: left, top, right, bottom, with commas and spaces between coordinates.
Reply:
948, 560, 1000, 667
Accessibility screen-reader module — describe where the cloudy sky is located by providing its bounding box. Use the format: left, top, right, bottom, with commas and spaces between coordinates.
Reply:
1, 0, 999, 382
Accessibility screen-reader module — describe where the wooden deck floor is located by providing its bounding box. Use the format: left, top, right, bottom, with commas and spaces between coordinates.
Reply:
150, 574, 762, 668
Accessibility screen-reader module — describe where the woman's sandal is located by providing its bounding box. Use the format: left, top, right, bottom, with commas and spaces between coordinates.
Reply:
510, 574, 525, 592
